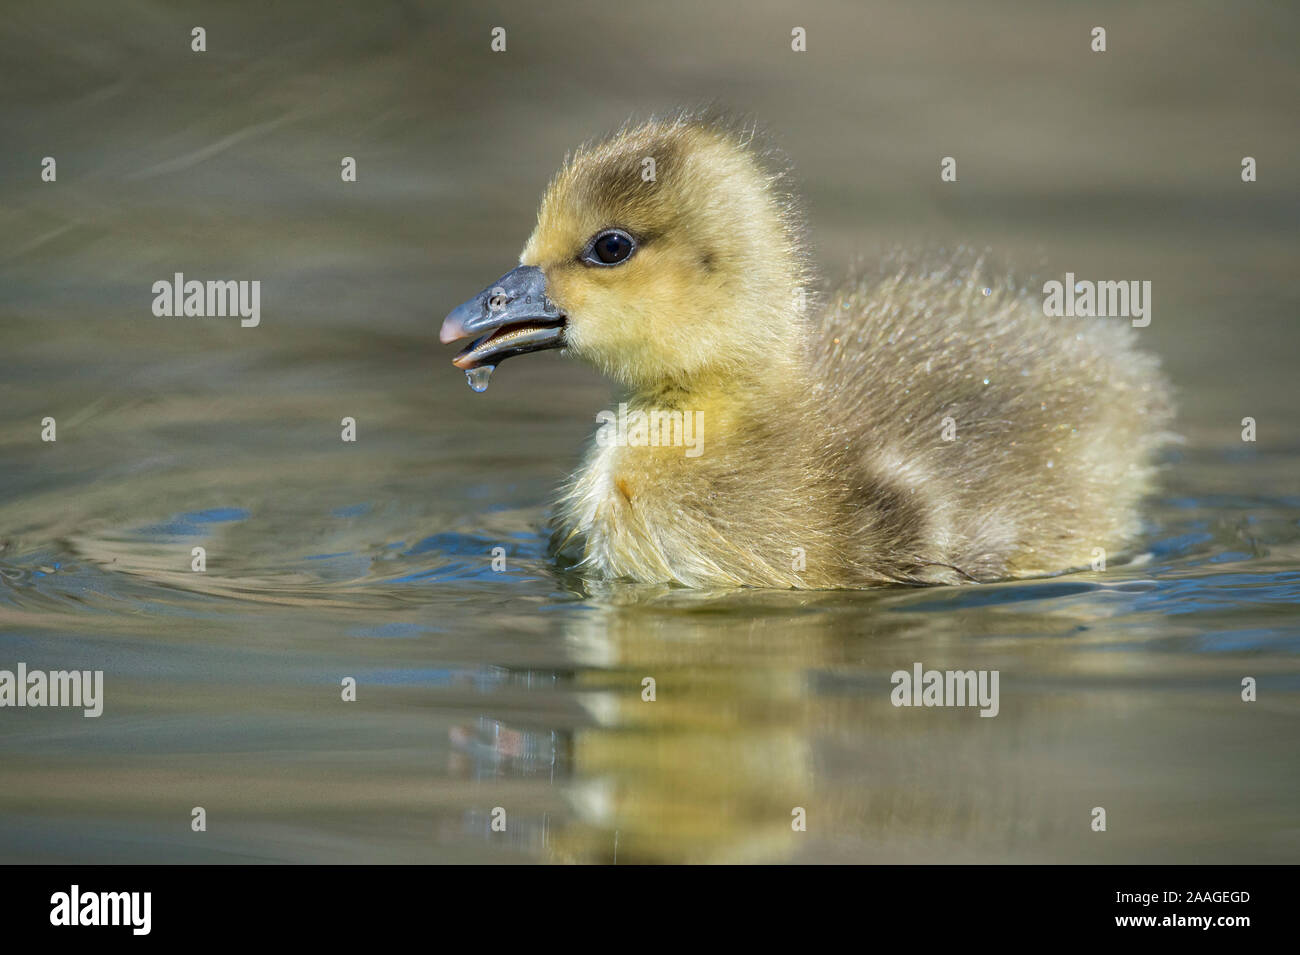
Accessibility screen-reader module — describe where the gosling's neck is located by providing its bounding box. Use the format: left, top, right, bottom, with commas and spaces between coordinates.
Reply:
616, 349, 810, 456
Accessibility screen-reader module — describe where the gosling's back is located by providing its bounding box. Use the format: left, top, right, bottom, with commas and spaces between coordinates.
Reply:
812, 250, 1173, 582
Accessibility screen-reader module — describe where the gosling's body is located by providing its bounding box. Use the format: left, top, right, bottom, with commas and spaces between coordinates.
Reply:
554, 255, 1170, 587
443, 112, 1173, 589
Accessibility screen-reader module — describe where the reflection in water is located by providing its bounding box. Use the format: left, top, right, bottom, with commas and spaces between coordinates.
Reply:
550, 602, 817, 864
438, 532, 1300, 863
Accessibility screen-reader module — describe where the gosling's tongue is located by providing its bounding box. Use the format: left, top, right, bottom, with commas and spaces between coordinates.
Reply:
440, 265, 566, 390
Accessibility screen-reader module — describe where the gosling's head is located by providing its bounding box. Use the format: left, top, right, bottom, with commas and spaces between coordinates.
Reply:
441, 112, 810, 391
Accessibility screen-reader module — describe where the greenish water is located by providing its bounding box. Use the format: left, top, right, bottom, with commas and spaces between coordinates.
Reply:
1, 1, 1298, 863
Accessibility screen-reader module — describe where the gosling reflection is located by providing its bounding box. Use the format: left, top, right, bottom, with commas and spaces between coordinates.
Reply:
446, 587, 846, 862
449, 583, 1083, 863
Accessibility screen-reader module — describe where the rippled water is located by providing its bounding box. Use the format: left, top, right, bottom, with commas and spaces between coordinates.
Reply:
2, 1, 1298, 863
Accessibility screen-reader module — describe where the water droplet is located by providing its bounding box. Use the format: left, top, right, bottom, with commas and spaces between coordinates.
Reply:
465, 365, 495, 393
982, 378, 990, 385
981, 287, 991, 296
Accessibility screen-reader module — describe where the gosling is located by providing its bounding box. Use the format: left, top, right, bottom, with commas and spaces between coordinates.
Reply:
440, 112, 1173, 588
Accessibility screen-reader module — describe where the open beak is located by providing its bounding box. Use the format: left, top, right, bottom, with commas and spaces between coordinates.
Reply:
440, 265, 566, 371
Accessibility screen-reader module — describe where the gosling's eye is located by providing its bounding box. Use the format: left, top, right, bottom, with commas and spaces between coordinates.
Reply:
584, 229, 636, 266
